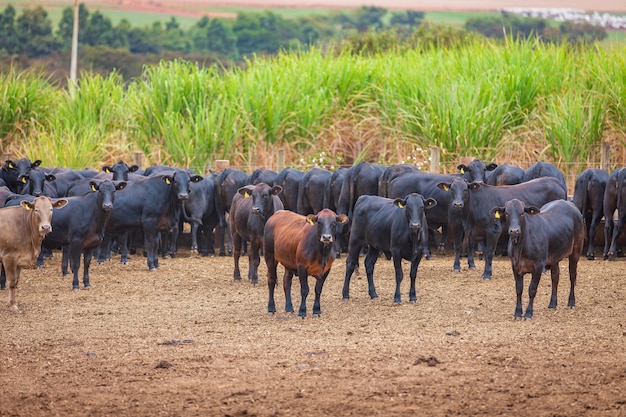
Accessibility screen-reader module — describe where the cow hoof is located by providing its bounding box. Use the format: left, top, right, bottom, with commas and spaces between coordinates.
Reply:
453, 268, 461, 273
297, 315, 306, 320
9, 306, 21, 314
84, 285, 91, 290
149, 267, 158, 272
409, 300, 417, 304
586, 255, 595, 260
482, 276, 491, 280
312, 313, 321, 318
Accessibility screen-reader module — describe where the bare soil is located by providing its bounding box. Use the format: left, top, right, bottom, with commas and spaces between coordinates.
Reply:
2, 241, 626, 416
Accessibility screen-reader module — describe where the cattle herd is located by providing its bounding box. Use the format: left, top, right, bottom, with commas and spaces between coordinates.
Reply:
0, 157, 622, 319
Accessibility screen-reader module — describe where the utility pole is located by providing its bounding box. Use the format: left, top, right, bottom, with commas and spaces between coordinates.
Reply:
69, 0, 79, 98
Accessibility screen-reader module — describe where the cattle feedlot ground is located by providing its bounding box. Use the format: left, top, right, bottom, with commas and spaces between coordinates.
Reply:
1, 243, 626, 416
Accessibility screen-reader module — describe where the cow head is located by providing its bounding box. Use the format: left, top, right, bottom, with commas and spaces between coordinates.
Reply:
3, 158, 42, 192
394, 193, 437, 234
102, 160, 140, 181
306, 209, 348, 245
458, 159, 497, 183
490, 199, 540, 244
23, 168, 56, 197
437, 177, 468, 212
21, 196, 68, 236
238, 183, 282, 218
90, 180, 126, 213
163, 170, 203, 201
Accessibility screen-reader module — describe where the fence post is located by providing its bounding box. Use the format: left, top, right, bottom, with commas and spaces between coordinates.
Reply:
429, 147, 440, 174
215, 160, 230, 172
276, 149, 285, 172
133, 151, 144, 168
601, 141, 610, 171
2, 152, 13, 162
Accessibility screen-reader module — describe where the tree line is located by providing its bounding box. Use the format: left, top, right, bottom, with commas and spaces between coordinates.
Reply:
0, 3, 608, 82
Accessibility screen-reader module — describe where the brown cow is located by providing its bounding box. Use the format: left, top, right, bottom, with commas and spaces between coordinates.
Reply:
264, 209, 348, 317
0, 196, 68, 313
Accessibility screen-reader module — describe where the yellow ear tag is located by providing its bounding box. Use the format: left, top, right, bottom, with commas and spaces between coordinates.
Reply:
244, 191, 250, 198
460, 168, 465, 174
91, 184, 97, 192
307, 218, 315, 225
165, 177, 171, 185
397, 202, 404, 209
8, 163, 13, 169
105, 168, 111, 173
24, 204, 31, 211
443, 185, 449, 191
21, 177, 27, 183
494, 211, 500, 219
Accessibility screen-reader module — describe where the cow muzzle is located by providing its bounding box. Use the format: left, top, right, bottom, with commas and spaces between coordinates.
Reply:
509, 228, 520, 243
409, 222, 421, 233
252, 207, 261, 215
178, 193, 189, 201
40, 224, 52, 234
102, 203, 113, 212
453, 202, 464, 210
320, 234, 333, 244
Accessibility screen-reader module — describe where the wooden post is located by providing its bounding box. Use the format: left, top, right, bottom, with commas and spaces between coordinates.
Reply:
215, 160, 230, 172
276, 149, 285, 172
133, 151, 144, 168
601, 141, 610, 171
429, 147, 440, 174
2, 152, 13, 162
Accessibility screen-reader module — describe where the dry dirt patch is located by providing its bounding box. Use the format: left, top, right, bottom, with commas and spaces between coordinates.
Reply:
2, 245, 626, 416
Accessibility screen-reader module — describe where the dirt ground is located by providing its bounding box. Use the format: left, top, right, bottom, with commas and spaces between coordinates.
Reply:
1, 238, 626, 417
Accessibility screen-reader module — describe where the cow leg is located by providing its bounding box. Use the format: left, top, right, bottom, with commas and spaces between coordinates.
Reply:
37, 248, 46, 269
70, 243, 83, 290
392, 253, 404, 304
604, 212, 615, 260
61, 246, 70, 275
83, 247, 94, 289
5, 260, 21, 313
586, 211, 602, 260
548, 262, 560, 309
466, 234, 476, 270
118, 232, 131, 265
232, 233, 243, 280
408, 255, 423, 303
216, 224, 226, 256
568, 255, 578, 308
513, 270, 524, 319
247, 241, 261, 286
297, 270, 310, 318
525, 266, 544, 320
452, 227, 464, 272
97, 234, 112, 263
283, 270, 295, 313
342, 244, 362, 300
364, 248, 380, 300
481, 230, 500, 279
144, 229, 160, 271
608, 211, 626, 260
312, 272, 330, 317
0, 264, 5, 289
266, 255, 278, 313
189, 222, 199, 254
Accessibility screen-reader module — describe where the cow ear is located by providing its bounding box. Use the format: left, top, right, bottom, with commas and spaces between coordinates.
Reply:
45, 174, 56, 182
21, 200, 34, 211
469, 182, 481, 191
163, 176, 172, 185
486, 163, 498, 171
457, 164, 467, 174
336, 214, 348, 224
21, 176, 27, 184
191, 175, 203, 183
32, 160, 42, 168
129, 165, 139, 173
306, 214, 317, 225
393, 198, 406, 209
424, 197, 437, 208
238, 186, 253, 198
6, 160, 14, 169
116, 181, 127, 191
272, 185, 283, 195
53, 199, 69, 209
90, 181, 98, 192
525, 206, 541, 215
436, 182, 450, 192
490, 207, 505, 219
102, 166, 112, 173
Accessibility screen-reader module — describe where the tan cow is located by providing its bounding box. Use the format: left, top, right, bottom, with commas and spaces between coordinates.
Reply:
0, 196, 67, 313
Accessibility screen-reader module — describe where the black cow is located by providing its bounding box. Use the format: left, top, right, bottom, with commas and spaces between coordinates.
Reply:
230, 183, 283, 284
342, 193, 436, 303
603, 168, 626, 260
572, 168, 608, 260
457, 158, 497, 183
214, 168, 249, 256
378, 164, 418, 198
297, 167, 331, 215
264, 209, 348, 317
248, 168, 278, 186
323, 167, 347, 213
16, 181, 125, 289
451, 177, 566, 279
181, 173, 220, 255
102, 169, 202, 270
523, 162, 567, 193
1, 158, 41, 193
21, 168, 87, 197
274, 167, 304, 212
101, 160, 140, 180
490, 199, 584, 319
387, 171, 460, 254
486, 164, 525, 186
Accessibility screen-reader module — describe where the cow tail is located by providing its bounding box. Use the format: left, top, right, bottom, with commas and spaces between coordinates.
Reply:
616, 168, 626, 221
